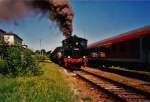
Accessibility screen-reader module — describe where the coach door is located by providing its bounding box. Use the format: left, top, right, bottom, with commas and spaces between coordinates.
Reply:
148, 51, 150, 63
143, 35, 150, 64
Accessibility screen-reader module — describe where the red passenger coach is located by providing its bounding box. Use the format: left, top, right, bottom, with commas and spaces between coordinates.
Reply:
88, 26, 150, 69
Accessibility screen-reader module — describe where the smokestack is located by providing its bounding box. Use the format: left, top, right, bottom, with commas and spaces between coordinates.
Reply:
0, 0, 74, 37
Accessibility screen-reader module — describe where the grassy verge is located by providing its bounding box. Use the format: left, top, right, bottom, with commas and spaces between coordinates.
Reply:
0, 61, 79, 102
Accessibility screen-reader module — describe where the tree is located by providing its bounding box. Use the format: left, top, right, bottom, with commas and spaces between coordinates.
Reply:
46, 50, 52, 58
47, 50, 52, 55
41, 49, 46, 55
35, 50, 40, 54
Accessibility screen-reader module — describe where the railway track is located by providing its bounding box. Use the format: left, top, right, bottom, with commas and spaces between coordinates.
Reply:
100, 67, 150, 82
74, 69, 150, 102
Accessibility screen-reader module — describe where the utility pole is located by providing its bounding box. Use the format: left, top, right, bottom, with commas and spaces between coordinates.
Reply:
40, 39, 42, 56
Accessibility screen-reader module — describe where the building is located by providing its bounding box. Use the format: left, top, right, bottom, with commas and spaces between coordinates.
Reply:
0, 29, 6, 59
0, 29, 6, 43
3, 32, 23, 46
22, 44, 28, 48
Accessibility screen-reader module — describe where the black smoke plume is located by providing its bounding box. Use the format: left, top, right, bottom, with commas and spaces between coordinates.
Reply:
0, 0, 74, 37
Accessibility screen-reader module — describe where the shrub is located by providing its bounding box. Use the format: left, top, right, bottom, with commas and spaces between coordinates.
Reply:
0, 42, 9, 59
21, 48, 42, 76
1, 46, 42, 77
0, 60, 7, 74
34, 54, 48, 62
6, 47, 22, 76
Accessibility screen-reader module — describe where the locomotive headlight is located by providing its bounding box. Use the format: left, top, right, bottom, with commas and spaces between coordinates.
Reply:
76, 42, 79, 45
83, 56, 86, 58
68, 56, 71, 58
57, 52, 62, 58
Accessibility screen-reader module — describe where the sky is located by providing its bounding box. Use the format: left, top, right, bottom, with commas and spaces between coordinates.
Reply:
0, 0, 150, 51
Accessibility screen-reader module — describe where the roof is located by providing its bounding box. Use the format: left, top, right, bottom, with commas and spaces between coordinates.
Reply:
4, 32, 23, 41
62, 35, 87, 42
0, 29, 6, 33
52, 46, 63, 53
88, 25, 150, 48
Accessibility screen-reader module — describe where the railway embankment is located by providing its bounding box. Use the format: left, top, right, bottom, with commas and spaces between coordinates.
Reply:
82, 67, 150, 94
0, 61, 79, 102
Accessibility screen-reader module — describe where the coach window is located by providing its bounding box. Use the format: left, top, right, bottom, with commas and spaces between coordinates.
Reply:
143, 35, 150, 62
120, 42, 126, 52
143, 35, 150, 50
112, 44, 116, 57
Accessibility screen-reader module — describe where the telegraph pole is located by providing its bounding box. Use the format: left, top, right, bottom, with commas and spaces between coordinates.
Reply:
40, 39, 42, 56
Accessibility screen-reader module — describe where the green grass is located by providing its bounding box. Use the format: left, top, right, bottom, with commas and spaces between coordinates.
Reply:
0, 61, 79, 102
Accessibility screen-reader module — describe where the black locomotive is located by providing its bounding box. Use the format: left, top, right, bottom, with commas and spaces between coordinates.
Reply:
51, 35, 88, 69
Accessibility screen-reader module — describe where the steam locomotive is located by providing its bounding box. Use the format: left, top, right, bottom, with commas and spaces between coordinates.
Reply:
51, 35, 88, 69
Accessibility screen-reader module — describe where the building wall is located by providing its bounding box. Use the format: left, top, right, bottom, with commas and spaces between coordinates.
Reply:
0, 32, 4, 59
4, 35, 22, 45
14, 36, 22, 45
0, 32, 4, 43
4, 35, 14, 45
